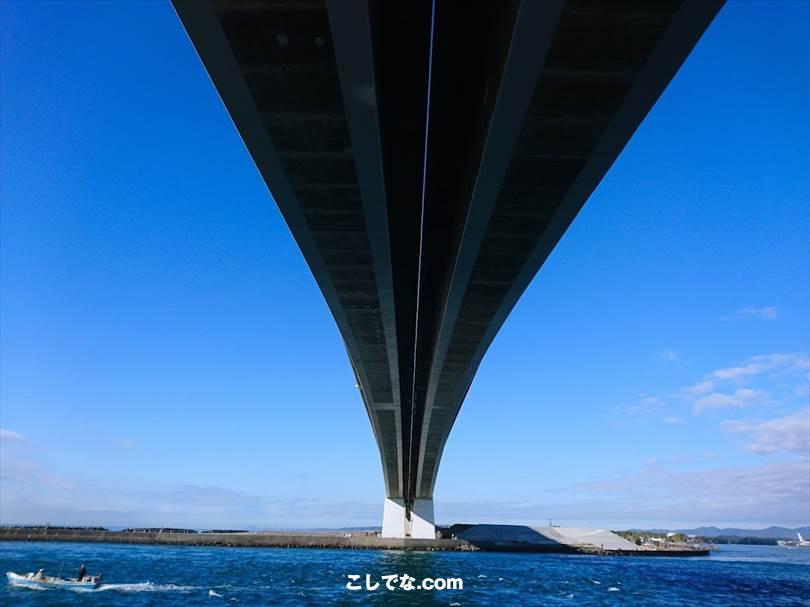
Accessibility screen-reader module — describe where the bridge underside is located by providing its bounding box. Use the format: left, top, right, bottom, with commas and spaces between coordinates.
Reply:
173, 0, 723, 537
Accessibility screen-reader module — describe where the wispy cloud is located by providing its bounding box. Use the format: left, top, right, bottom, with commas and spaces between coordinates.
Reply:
0, 455, 380, 529
0, 429, 25, 442
683, 353, 809, 414
723, 408, 810, 456
623, 353, 808, 423
722, 306, 779, 322
710, 353, 808, 381
111, 438, 138, 449
684, 379, 714, 396
1, 459, 78, 492
637, 395, 662, 408
657, 349, 680, 362
439, 460, 810, 528
622, 394, 665, 419
2, 451, 807, 530
693, 388, 770, 413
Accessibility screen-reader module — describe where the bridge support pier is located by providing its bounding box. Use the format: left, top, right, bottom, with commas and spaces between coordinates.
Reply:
381, 498, 435, 539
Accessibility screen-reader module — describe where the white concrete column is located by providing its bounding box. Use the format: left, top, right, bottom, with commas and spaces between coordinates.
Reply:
381, 498, 435, 539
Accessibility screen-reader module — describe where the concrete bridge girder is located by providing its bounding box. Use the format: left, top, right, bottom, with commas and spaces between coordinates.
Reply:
171, 0, 725, 538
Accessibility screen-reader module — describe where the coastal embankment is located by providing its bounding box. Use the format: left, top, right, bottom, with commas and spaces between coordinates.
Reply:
0, 527, 472, 551
0, 526, 710, 556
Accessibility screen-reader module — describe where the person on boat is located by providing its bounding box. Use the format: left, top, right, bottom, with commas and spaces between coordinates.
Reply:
35, 569, 45, 580
77, 564, 86, 581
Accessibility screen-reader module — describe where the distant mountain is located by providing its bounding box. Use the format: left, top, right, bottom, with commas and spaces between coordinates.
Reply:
635, 526, 810, 539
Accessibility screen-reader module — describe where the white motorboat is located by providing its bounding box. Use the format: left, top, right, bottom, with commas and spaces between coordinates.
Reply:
6, 569, 102, 590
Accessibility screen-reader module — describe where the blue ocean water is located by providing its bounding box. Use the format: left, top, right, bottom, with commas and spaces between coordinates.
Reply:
1, 541, 808, 606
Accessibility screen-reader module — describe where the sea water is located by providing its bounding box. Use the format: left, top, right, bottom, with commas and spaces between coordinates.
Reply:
1, 541, 808, 606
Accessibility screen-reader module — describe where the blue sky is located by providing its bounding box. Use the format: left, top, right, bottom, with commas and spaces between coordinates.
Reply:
1, 1, 808, 530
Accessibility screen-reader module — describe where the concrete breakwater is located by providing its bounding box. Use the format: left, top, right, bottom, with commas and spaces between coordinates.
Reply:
0, 527, 474, 552
449, 525, 710, 556
0, 527, 709, 556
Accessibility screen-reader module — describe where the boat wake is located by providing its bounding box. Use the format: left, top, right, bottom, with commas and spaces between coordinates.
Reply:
7, 578, 48, 591
8, 576, 197, 594
95, 582, 198, 593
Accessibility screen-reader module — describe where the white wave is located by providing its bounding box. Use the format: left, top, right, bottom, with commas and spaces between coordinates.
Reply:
608, 587, 620, 592
7, 579, 49, 591
8, 574, 196, 594
95, 582, 197, 593
209, 589, 223, 597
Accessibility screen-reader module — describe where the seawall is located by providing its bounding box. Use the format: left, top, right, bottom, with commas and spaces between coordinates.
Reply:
0, 527, 709, 556
0, 528, 473, 551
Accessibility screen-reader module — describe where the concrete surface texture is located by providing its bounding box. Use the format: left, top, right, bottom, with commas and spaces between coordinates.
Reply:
456, 525, 638, 551
382, 498, 435, 539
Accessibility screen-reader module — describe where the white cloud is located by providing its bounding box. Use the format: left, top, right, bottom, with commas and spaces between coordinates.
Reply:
693, 388, 770, 414
0, 429, 25, 442
682, 353, 809, 415
711, 353, 808, 382
624, 394, 664, 418
723, 409, 810, 456
722, 306, 779, 321
685, 379, 714, 396
694, 393, 738, 410
661, 416, 683, 424
657, 350, 680, 362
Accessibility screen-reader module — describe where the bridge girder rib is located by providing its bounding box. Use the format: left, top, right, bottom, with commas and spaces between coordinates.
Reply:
172, 0, 402, 497
414, 0, 726, 499
327, 0, 403, 499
